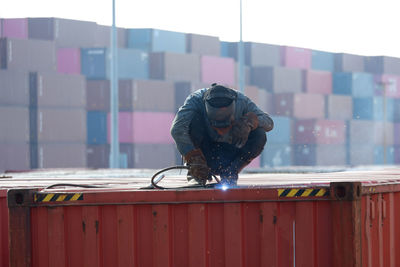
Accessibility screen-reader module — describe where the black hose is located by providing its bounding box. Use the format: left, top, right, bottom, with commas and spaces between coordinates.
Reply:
45, 183, 105, 189
150, 165, 220, 190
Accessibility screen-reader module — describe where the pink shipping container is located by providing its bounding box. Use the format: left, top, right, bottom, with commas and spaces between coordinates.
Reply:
374, 74, 400, 98
201, 55, 235, 86
57, 48, 81, 74
107, 112, 175, 144
274, 93, 325, 119
2, 18, 28, 39
107, 112, 133, 143
133, 143, 177, 168
243, 85, 260, 106
5, 168, 400, 267
281, 46, 312, 69
132, 112, 175, 144
294, 119, 346, 144
258, 89, 274, 115
303, 70, 332, 94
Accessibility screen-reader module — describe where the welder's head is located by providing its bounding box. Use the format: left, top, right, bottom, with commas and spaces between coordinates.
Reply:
204, 83, 237, 128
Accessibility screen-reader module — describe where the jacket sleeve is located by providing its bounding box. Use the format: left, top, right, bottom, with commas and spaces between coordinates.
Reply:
242, 94, 274, 132
170, 93, 203, 156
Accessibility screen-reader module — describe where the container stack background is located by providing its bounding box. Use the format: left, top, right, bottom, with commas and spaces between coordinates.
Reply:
1, 17, 400, 172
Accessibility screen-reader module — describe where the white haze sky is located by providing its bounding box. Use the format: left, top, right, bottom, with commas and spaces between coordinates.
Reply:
2, 0, 400, 57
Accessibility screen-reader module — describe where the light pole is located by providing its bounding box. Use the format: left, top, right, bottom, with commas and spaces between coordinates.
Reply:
110, 0, 120, 168
238, 0, 245, 93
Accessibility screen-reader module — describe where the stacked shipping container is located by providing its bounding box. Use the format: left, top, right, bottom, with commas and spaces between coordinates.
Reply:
1, 16, 400, 171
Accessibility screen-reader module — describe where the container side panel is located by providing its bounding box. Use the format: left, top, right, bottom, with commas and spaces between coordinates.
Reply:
223, 203, 243, 267
32, 207, 49, 267
136, 205, 154, 267
377, 194, 384, 267
370, 194, 380, 267
277, 202, 295, 267
172, 204, 189, 267
316, 201, 333, 267
101, 206, 118, 267
0, 197, 8, 267
82, 206, 100, 267
207, 204, 225, 267
117, 205, 135, 267
152, 205, 170, 267
243, 203, 261, 267
188, 204, 207, 267
295, 202, 315, 267
65, 206, 84, 267
48, 207, 66, 267
363, 196, 372, 267
383, 193, 394, 267
394, 192, 400, 266
259, 202, 278, 267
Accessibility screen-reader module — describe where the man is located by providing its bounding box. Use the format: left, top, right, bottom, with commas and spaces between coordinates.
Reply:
171, 83, 274, 186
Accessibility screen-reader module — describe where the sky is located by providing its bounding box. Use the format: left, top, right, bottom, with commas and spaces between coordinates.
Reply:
2, 0, 400, 57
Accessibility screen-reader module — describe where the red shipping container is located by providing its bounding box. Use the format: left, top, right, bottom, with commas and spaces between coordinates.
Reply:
35, 143, 87, 168
6, 168, 400, 267
281, 46, 312, 69
0, 106, 29, 143
2, 18, 28, 39
374, 74, 400, 98
294, 119, 346, 144
325, 95, 353, 120
57, 48, 81, 74
0, 143, 30, 172
201, 55, 235, 86
274, 93, 325, 119
303, 70, 332, 94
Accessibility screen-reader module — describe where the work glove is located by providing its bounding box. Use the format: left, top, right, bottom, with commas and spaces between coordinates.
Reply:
231, 112, 259, 148
184, 149, 210, 185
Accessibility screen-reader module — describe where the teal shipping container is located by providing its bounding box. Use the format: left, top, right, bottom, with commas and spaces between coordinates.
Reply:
81, 48, 148, 80
311, 50, 334, 71
127, 28, 185, 54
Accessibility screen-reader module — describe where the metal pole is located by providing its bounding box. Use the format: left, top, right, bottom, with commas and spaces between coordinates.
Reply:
383, 82, 387, 164
238, 0, 245, 93
110, 0, 120, 168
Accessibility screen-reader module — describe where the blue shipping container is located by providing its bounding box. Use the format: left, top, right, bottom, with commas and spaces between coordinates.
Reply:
333, 72, 352, 95
353, 97, 373, 120
127, 29, 185, 54
352, 72, 374, 97
87, 111, 108, 145
374, 145, 395, 164
81, 48, 149, 80
373, 97, 394, 121
261, 143, 292, 167
333, 72, 374, 97
268, 116, 292, 143
81, 48, 107, 80
311, 50, 335, 71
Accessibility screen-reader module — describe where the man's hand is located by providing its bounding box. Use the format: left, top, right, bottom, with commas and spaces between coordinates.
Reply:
231, 112, 259, 148
184, 149, 210, 185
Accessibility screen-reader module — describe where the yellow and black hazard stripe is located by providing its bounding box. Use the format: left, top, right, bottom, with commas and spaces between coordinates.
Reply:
34, 193, 83, 203
278, 188, 329, 197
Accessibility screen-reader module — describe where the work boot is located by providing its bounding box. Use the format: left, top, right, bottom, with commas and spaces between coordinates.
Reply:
219, 157, 253, 186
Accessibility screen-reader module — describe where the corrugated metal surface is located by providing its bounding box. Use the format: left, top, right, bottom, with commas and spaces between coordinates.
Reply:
5, 168, 400, 267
